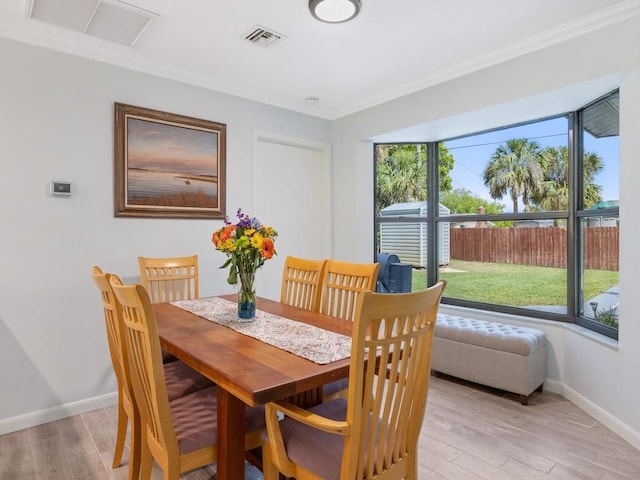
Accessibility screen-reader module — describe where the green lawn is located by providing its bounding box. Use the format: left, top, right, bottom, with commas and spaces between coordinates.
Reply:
411, 260, 618, 306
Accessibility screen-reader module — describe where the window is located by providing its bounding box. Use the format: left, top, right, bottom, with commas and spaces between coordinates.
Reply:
577, 91, 619, 336
374, 90, 619, 339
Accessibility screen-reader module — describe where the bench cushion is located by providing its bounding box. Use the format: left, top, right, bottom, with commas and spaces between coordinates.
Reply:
436, 314, 547, 356
432, 313, 547, 400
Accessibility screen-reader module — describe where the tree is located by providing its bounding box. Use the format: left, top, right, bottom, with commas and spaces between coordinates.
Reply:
582, 150, 605, 208
535, 146, 569, 211
534, 146, 603, 211
440, 188, 505, 214
376, 148, 426, 208
482, 138, 544, 213
375, 143, 454, 212
438, 144, 454, 192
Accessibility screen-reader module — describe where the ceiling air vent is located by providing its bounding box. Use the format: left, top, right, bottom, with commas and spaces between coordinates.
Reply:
243, 25, 285, 48
28, 0, 157, 47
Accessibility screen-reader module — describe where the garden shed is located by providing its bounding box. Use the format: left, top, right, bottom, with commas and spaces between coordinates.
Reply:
379, 201, 450, 268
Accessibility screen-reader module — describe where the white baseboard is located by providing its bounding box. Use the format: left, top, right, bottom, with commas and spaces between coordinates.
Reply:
563, 384, 640, 450
0, 391, 117, 436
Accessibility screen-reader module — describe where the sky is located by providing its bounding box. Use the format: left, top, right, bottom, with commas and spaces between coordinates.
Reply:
127, 118, 219, 175
442, 116, 619, 212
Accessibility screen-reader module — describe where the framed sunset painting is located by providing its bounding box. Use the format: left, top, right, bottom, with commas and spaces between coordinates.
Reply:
114, 103, 226, 218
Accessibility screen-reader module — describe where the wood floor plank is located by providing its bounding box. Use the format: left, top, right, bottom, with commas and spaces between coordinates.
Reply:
601, 471, 640, 480
426, 422, 510, 468
56, 414, 98, 451
421, 451, 485, 480
427, 401, 557, 473
0, 430, 35, 480
548, 462, 600, 480
67, 448, 110, 479
568, 444, 640, 479
81, 408, 119, 454
418, 463, 449, 480
31, 437, 73, 480
501, 458, 558, 480
419, 433, 463, 463
453, 452, 526, 480
27, 421, 58, 444
98, 448, 131, 480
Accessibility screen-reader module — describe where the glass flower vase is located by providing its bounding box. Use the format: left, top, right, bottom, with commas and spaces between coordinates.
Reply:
237, 271, 256, 321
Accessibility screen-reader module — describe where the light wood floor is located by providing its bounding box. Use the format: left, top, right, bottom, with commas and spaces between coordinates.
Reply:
2, 374, 640, 479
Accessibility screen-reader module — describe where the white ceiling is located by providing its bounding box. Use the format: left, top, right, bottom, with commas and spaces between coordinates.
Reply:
1, 0, 639, 120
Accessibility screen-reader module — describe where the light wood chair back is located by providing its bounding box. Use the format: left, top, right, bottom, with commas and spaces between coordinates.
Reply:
110, 276, 179, 476
280, 256, 327, 312
319, 259, 380, 322
90, 266, 140, 480
318, 259, 381, 401
263, 280, 446, 480
138, 255, 199, 303
109, 276, 264, 479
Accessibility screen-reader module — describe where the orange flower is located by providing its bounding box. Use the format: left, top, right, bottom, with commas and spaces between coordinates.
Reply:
221, 225, 236, 240
261, 238, 276, 259
212, 224, 237, 247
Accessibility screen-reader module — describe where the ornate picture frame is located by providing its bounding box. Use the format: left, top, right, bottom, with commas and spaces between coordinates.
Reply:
114, 103, 226, 219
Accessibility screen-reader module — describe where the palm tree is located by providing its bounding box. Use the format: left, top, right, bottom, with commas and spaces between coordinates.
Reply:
535, 146, 604, 211
536, 146, 569, 211
376, 148, 426, 210
483, 138, 544, 213
375, 143, 455, 214
582, 151, 604, 208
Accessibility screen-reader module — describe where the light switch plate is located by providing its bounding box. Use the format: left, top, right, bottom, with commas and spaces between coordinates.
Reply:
50, 180, 72, 196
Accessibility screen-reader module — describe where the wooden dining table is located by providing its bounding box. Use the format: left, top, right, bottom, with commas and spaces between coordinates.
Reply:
153, 294, 353, 480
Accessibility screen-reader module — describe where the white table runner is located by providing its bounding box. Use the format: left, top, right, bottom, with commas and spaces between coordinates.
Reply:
170, 297, 352, 365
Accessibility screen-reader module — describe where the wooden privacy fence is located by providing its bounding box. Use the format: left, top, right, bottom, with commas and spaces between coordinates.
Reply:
449, 227, 619, 271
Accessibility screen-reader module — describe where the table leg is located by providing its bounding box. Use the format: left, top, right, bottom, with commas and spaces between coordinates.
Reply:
217, 387, 246, 480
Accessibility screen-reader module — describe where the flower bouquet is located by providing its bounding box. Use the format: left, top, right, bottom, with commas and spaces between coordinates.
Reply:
212, 209, 277, 320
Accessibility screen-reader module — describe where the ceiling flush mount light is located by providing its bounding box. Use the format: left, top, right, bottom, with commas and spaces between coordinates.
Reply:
309, 0, 361, 23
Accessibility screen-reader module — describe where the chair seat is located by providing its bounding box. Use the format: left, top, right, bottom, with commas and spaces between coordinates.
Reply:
171, 386, 266, 455
269, 398, 347, 479
164, 360, 215, 401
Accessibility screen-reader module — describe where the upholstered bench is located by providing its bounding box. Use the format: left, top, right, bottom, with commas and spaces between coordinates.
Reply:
431, 314, 547, 405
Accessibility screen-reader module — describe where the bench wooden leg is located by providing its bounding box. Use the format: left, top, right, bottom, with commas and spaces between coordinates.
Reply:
520, 384, 544, 405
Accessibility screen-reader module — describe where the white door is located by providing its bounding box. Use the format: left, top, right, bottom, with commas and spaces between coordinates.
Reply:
253, 133, 331, 301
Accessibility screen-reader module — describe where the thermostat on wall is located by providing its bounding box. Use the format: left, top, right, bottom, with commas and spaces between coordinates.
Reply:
49, 180, 73, 197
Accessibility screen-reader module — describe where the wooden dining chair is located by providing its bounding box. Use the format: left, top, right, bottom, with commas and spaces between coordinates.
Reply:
319, 259, 380, 321
319, 259, 380, 401
262, 280, 446, 480
138, 255, 199, 303
109, 275, 266, 480
280, 256, 328, 312
91, 266, 213, 479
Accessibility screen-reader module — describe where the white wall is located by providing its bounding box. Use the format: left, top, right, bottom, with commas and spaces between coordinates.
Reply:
331, 16, 640, 447
0, 37, 330, 433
